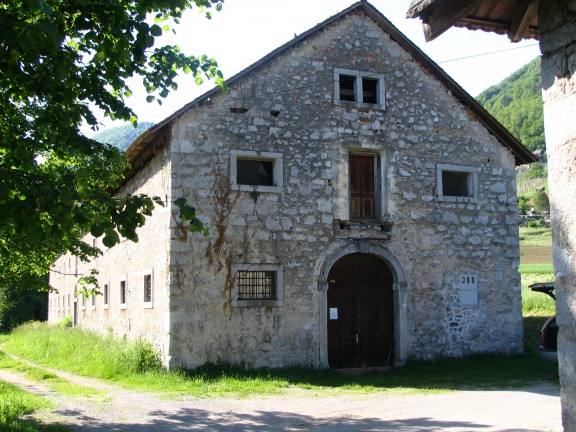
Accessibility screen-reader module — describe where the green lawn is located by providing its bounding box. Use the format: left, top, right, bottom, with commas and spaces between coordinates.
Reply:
519, 227, 555, 316
0, 379, 68, 432
0, 322, 559, 400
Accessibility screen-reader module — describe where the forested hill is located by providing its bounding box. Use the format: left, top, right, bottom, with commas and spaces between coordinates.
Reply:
91, 121, 154, 152
476, 57, 545, 159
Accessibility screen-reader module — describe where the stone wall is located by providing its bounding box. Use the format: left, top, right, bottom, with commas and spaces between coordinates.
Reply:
539, 1, 576, 428
49, 144, 173, 359
165, 11, 523, 369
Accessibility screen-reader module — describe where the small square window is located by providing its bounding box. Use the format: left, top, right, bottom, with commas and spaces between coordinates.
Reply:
232, 264, 284, 307
143, 270, 153, 308
230, 151, 283, 193
237, 271, 277, 300
437, 164, 478, 203
334, 68, 385, 110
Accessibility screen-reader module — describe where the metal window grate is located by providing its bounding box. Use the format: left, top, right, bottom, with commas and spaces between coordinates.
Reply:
237, 271, 277, 300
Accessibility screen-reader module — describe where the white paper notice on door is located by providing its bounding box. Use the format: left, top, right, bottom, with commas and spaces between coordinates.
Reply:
329, 308, 338, 320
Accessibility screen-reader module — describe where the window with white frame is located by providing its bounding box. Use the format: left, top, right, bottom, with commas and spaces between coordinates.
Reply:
437, 164, 478, 203
231, 264, 284, 307
230, 150, 283, 193
143, 270, 153, 308
90, 294, 96, 310
81, 293, 85, 310
334, 68, 385, 110
119, 278, 127, 309
103, 283, 109, 309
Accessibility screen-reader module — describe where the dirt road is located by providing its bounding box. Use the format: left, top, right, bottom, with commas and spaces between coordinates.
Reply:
0, 366, 562, 431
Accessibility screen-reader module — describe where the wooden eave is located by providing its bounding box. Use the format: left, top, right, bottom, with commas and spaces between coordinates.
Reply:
114, 0, 536, 193
407, 0, 540, 42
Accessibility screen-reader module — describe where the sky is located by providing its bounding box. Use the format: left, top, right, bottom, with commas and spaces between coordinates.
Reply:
87, 0, 541, 135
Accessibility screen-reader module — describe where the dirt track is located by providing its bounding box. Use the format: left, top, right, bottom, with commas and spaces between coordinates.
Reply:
0, 365, 562, 431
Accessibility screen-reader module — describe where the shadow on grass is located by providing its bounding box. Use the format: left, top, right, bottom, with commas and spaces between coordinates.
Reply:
183, 349, 559, 393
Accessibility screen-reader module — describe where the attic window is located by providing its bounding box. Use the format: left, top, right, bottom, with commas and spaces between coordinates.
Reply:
230, 150, 283, 193
437, 164, 478, 203
334, 68, 385, 110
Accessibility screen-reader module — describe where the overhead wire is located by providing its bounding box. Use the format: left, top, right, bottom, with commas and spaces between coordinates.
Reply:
194, 42, 540, 110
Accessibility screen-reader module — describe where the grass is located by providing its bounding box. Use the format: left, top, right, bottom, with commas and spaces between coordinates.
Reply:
518, 227, 552, 246
0, 322, 559, 400
0, 225, 558, 431
0, 379, 68, 432
518, 227, 555, 316
0, 351, 107, 401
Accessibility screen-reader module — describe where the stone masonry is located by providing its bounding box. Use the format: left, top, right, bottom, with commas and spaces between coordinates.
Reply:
49, 4, 530, 371
540, 1, 576, 428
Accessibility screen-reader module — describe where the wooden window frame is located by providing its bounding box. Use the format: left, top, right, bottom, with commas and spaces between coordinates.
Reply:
333, 68, 385, 110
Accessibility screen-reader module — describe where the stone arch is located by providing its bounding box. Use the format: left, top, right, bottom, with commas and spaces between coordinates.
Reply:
317, 243, 408, 368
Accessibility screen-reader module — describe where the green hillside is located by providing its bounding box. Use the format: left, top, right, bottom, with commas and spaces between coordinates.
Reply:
476, 57, 545, 159
91, 121, 154, 152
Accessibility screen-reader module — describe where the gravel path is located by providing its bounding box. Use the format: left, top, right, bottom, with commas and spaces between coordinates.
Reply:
0, 363, 562, 431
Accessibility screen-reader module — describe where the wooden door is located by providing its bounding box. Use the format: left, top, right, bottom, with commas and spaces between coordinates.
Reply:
327, 253, 394, 368
349, 155, 375, 219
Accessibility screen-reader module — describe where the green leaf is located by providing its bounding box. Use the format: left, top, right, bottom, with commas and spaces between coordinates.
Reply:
25, 0, 52, 15
17, 31, 36, 52
93, 50, 106, 62
146, 95, 155, 103
102, 231, 120, 248
150, 24, 162, 37
145, 35, 155, 48
90, 223, 106, 238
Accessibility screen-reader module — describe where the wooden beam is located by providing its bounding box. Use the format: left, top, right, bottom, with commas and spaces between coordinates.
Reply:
422, 0, 485, 41
508, 0, 539, 42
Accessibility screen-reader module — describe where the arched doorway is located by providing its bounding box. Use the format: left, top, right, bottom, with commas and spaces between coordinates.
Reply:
327, 253, 394, 368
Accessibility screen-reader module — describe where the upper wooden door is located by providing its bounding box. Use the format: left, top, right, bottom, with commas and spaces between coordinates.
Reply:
349, 155, 375, 219
327, 253, 394, 368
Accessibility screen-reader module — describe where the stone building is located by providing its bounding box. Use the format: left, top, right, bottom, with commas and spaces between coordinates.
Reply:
408, 0, 575, 427
48, 1, 536, 371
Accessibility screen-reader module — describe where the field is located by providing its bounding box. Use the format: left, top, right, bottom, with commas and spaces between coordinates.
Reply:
519, 226, 554, 317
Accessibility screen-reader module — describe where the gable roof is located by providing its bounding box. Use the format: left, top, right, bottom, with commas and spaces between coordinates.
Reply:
119, 1, 536, 191
406, 0, 539, 42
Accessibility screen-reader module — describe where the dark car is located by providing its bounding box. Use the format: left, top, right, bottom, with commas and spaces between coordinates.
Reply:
529, 282, 558, 364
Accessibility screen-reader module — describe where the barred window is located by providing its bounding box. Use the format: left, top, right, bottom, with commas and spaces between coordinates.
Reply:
237, 271, 277, 300
232, 264, 284, 307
